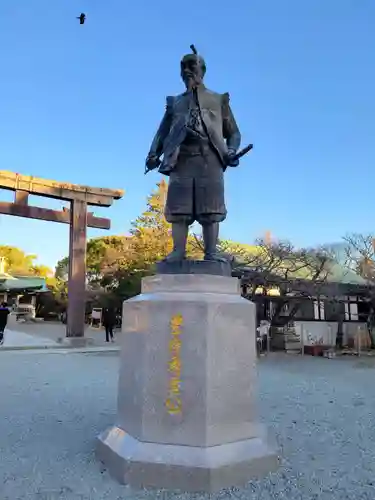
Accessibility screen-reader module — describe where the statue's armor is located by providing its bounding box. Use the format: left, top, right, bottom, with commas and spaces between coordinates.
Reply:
148, 85, 241, 225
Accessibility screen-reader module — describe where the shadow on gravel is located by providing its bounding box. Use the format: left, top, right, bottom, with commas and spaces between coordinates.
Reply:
352, 358, 375, 369
83, 351, 120, 358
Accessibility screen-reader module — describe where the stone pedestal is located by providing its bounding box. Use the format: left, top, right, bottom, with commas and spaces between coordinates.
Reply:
96, 271, 278, 492
57, 336, 94, 348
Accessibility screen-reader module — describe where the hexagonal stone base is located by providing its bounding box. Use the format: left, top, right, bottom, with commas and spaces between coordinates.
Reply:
96, 273, 278, 492
97, 426, 278, 493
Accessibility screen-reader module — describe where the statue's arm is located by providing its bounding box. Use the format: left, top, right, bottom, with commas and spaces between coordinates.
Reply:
148, 97, 173, 157
222, 92, 241, 152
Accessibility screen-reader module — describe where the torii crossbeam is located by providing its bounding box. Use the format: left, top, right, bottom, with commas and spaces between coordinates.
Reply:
0, 170, 124, 341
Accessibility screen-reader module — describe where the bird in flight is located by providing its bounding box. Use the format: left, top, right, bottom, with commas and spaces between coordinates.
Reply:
77, 13, 86, 24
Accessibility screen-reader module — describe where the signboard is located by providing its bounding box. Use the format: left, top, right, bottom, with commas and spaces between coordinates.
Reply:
91, 308, 102, 320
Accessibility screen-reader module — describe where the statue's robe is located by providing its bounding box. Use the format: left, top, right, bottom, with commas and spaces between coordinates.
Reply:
148, 85, 241, 225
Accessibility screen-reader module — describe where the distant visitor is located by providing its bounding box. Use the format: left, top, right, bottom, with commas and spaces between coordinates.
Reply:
0, 302, 10, 346
102, 307, 116, 343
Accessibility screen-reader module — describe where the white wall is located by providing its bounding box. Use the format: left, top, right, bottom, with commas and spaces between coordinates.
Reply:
294, 321, 367, 346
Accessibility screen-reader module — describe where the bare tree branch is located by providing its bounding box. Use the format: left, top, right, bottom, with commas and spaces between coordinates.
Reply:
342, 233, 375, 282
222, 237, 336, 326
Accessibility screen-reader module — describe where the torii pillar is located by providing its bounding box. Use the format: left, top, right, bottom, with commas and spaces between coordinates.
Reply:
67, 199, 88, 339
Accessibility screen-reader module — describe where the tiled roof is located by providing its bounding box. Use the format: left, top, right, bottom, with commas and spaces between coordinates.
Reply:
326, 262, 367, 285
0, 275, 48, 292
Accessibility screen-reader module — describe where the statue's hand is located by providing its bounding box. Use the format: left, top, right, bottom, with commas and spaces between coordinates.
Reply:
145, 153, 161, 170
225, 149, 239, 168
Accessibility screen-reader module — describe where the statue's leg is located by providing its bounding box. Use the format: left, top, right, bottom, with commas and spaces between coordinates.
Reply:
202, 222, 220, 261
163, 222, 189, 262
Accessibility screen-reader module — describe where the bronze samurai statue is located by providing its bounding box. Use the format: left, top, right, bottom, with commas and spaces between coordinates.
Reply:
146, 45, 251, 263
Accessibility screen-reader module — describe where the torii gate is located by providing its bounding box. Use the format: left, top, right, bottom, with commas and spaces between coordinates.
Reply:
0, 170, 124, 342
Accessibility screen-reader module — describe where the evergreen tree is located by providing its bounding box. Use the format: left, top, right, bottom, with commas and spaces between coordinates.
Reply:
130, 179, 173, 266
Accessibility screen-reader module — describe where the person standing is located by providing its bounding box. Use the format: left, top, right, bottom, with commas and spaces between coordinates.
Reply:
0, 302, 10, 346
102, 307, 116, 343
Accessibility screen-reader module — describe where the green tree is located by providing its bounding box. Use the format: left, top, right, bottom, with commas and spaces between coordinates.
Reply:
0, 245, 37, 274
55, 256, 69, 280
130, 180, 202, 265
0, 245, 52, 276
31, 264, 53, 277
129, 179, 173, 269
87, 236, 130, 285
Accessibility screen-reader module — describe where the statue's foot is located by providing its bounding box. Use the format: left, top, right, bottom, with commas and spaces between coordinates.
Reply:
204, 252, 231, 264
162, 250, 186, 263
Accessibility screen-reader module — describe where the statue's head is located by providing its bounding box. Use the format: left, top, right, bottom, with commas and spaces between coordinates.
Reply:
180, 45, 206, 89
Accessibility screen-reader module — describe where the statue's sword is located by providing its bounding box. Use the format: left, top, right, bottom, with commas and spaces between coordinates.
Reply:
144, 143, 253, 175
232, 143, 253, 161
144, 158, 161, 175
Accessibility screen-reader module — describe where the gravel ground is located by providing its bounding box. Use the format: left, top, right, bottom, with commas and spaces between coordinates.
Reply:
1, 351, 375, 500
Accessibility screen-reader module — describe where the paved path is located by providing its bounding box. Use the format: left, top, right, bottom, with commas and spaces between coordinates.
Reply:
1, 315, 120, 349
2, 329, 58, 348
1, 352, 375, 499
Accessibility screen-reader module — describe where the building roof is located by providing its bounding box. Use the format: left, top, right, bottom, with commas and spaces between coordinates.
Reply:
0, 275, 48, 292
326, 262, 368, 285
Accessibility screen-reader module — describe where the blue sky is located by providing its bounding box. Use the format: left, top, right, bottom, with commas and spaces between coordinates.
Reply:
0, 0, 374, 269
